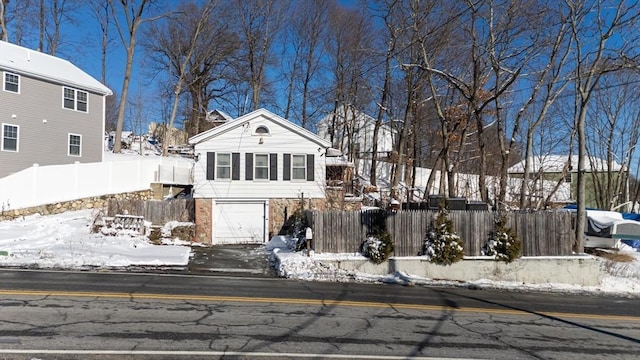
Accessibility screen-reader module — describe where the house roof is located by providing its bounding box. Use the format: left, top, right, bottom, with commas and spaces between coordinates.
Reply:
205, 109, 234, 123
189, 108, 332, 148
0, 41, 112, 95
508, 155, 623, 173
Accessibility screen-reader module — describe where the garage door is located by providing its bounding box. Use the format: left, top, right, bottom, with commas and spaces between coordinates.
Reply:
213, 201, 266, 244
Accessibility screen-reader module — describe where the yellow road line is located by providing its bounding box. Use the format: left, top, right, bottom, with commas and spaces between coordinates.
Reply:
0, 289, 638, 322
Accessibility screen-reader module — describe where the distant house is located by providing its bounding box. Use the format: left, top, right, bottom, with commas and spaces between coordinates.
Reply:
205, 109, 233, 127
0, 41, 112, 178
148, 122, 189, 148
508, 155, 623, 207
189, 108, 332, 245
317, 106, 397, 162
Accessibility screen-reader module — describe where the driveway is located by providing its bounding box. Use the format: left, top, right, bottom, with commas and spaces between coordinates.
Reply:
187, 244, 277, 277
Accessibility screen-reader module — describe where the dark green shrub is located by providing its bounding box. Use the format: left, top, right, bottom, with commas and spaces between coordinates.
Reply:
483, 213, 522, 263
360, 230, 394, 264
422, 208, 464, 265
287, 210, 309, 252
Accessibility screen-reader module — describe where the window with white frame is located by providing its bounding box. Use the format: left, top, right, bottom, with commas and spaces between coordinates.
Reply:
216, 153, 231, 179
63, 87, 88, 112
68, 134, 81, 156
3, 72, 19, 93
292, 154, 306, 180
77, 91, 87, 112
255, 154, 269, 180
2, 124, 18, 152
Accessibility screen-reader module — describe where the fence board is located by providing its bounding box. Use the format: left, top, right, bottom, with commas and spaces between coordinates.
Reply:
310, 209, 573, 257
107, 199, 195, 225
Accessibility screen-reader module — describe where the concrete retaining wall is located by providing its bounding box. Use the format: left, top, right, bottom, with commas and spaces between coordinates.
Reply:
322, 256, 602, 287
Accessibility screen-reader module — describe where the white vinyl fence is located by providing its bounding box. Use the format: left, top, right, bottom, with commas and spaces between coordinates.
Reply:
0, 157, 193, 211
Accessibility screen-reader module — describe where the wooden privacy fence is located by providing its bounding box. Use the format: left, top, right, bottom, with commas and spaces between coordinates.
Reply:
107, 199, 195, 225
309, 210, 574, 257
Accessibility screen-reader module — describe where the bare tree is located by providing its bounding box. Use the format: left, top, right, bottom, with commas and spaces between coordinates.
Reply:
516, 3, 573, 209
0, 0, 7, 41
158, 0, 216, 156
145, 0, 240, 137
281, 0, 328, 128
88, 0, 111, 84
566, 0, 640, 253
1, 0, 38, 45
369, 0, 399, 188
324, 2, 375, 166
230, 0, 287, 113
587, 71, 640, 211
108, 0, 169, 153
37, 0, 81, 55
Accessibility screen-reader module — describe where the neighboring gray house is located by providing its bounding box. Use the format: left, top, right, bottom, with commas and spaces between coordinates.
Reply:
0, 41, 112, 178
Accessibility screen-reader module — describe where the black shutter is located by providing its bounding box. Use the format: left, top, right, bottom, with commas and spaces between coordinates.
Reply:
270, 153, 277, 180
206, 152, 215, 180
306, 154, 314, 181
245, 153, 253, 180
283, 154, 291, 180
232, 152, 240, 180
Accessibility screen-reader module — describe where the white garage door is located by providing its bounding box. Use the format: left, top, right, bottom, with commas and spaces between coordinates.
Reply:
213, 201, 266, 244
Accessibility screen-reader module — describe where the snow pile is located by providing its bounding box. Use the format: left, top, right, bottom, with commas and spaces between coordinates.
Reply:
267, 235, 640, 297
0, 210, 191, 269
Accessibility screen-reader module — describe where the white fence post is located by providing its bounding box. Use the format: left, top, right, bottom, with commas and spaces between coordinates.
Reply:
32, 164, 39, 206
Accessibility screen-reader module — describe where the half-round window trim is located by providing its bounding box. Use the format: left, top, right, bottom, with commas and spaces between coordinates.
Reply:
253, 125, 271, 135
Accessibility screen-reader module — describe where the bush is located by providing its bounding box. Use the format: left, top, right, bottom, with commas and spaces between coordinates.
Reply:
360, 230, 394, 264
422, 208, 464, 265
287, 210, 309, 252
482, 213, 522, 263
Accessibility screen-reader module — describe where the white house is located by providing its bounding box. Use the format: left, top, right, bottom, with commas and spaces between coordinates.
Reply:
317, 106, 397, 160
189, 108, 332, 245
507, 155, 624, 207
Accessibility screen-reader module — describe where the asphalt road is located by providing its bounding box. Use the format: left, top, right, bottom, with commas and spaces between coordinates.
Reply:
0, 269, 639, 359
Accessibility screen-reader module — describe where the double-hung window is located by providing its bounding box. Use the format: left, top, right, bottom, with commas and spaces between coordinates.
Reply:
292, 154, 306, 180
2, 124, 18, 152
3, 72, 19, 93
68, 134, 81, 156
283, 154, 313, 181
255, 154, 269, 180
216, 153, 231, 180
63, 87, 88, 112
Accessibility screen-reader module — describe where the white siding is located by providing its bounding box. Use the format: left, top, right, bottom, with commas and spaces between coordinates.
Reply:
192, 115, 326, 199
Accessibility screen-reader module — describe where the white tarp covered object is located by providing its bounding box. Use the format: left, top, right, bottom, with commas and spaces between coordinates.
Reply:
565, 206, 640, 248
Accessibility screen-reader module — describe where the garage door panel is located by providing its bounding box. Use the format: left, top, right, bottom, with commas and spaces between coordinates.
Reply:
214, 202, 265, 244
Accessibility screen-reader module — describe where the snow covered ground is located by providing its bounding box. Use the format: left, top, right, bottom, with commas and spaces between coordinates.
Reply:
1, 209, 639, 298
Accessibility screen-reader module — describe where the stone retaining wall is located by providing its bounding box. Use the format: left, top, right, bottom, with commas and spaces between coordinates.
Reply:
0, 190, 154, 221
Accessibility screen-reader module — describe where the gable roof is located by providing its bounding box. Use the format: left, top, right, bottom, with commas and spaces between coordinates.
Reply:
0, 41, 112, 95
205, 109, 234, 123
508, 155, 622, 173
189, 108, 332, 148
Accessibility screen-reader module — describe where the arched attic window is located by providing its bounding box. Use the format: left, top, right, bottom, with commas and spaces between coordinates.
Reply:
254, 125, 270, 135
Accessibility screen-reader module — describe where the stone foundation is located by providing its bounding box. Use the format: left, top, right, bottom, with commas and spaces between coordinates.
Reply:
269, 198, 326, 237
194, 198, 213, 245
325, 187, 362, 211
0, 190, 153, 221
